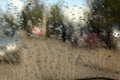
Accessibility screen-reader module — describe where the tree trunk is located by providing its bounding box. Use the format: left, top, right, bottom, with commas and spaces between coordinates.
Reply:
42, 15, 47, 36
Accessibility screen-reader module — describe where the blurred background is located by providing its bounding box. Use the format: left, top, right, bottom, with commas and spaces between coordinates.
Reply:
0, 0, 120, 49
0, 0, 120, 80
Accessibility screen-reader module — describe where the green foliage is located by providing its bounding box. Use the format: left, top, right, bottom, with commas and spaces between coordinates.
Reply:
21, 11, 28, 29
20, 0, 44, 30
88, 0, 120, 48
3, 14, 14, 26
26, 3, 43, 25
91, 0, 120, 25
47, 4, 67, 41
48, 4, 63, 25
47, 4, 63, 37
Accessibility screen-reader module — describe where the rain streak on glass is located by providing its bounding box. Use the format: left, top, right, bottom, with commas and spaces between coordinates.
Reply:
0, 0, 119, 79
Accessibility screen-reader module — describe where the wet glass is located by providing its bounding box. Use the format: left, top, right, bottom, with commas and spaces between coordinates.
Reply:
0, 0, 119, 80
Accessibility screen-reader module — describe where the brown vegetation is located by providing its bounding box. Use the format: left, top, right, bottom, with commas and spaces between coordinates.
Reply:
0, 37, 119, 80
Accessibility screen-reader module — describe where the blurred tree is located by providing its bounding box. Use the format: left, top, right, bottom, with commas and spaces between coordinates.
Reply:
89, 0, 120, 28
47, 4, 67, 42
88, 0, 120, 48
3, 14, 14, 26
20, 0, 44, 30
2, 14, 24, 29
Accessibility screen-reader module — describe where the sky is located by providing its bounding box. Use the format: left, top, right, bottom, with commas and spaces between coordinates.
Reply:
46, 0, 87, 7
0, 0, 7, 12
0, 0, 87, 12
0, 0, 88, 23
